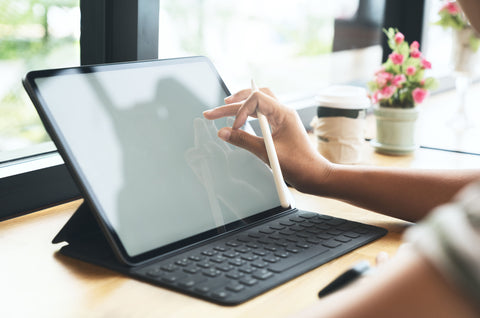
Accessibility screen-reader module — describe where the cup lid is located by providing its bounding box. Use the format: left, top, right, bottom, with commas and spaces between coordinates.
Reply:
315, 85, 370, 109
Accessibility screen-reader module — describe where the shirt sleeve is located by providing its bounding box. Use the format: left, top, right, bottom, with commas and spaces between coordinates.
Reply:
404, 181, 480, 308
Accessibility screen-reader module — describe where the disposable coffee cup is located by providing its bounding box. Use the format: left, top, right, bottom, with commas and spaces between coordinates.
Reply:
310, 85, 370, 164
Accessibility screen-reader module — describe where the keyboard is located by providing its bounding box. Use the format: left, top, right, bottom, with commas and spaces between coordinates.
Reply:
134, 209, 387, 305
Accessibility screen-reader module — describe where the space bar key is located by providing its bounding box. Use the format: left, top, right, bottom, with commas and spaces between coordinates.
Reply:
268, 246, 329, 273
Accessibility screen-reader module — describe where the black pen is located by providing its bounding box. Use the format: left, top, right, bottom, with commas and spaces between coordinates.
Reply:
318, 260, 372, 298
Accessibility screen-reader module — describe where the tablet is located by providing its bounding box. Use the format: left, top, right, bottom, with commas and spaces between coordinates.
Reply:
23, 56, 286, 265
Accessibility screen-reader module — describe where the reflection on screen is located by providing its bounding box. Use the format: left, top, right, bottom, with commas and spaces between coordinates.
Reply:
35, 61, 281, 256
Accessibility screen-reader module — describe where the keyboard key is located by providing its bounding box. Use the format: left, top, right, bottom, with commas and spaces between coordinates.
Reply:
279, 220, 295, 226
344, 231, 361, 238
327, 229, 343, 236
251, 260, 269, 268
268, 246, 329, 273
175, 258, 191, 266
285, 247, 299, 253
326, 219, 346, 226
160, 264, 177, 272
240, 254, 258, 261
235, 247, 251, 253
146, 268, 163, 277
298, 212, 318, 219
337, 223, 357, 231
270, 224, 285, 230
263, 256, 280, 263
253, 250, 267, 256
246, 243, 260, 249
201, 250, 217, 257
354, 226, 370, 234
268, 234, 282, 240
216, 264, 234, 272
279, 230, 295, 236
286, 237, 298, 243
226, 241, 240, 247
213, 246, 228, 252
264, 246, 277, 252
248, 232, 262, 239
290, 225, 304, 232
296, 232, 310, 239
306, 238, 320, 244
183, 266, 200, 274
318, 214, 333, 220
289, 216, 305, 223
322, 239, 342, 248
236, 235, 251, 243
335, 235, 352, 243
210, 256, 227, 263
203, 268, 222, 277
162, 274, 185, 284
194, 285, 210, 294
259, 228, 275, 234
274, 251, 290, 258
188, 255, 204, 262
229, 258, 246, 266
275, 241, 288, 247
296, 243, 309, 249
299, 222, 314, 228
211, 290, 229, 299
178, 277, 206, 288
223, 251, 239, 258
226, 271, 244, 280
226, 283, 245, 292
196, 262, 212, 268
239, 277, 258, 286
252, 269, 273, 280
238, 266, 256, 274
316, 233, 333, 240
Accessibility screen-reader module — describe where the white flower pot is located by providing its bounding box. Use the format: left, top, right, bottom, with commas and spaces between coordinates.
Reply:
371, 106, 419, 155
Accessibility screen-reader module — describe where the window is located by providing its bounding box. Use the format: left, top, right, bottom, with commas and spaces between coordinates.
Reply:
2, 0, 432, 219
0, 0, 80, 155
0, 0, 81, 219
158, 0, 385, 100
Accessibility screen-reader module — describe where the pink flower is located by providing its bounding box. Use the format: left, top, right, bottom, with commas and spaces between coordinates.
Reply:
392, 74, 406, 87
420, 79, 426, 86
389, 52, 404, 65
441, 2, 460, 15
410, 49, 421, 58
379, 86, 396, 100
410, 41, 420, 51
371, 91, 379, 104
406, 66, 417, 76
394, 32, 405, 44
412, 88, 429, 104
376, 71, 393, 88
421, 58, 432, 69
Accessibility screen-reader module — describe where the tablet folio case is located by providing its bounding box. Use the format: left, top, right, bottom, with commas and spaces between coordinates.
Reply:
52, 202, 134, 273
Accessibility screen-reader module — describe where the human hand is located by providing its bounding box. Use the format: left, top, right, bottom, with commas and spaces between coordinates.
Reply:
203, 88, 332, 192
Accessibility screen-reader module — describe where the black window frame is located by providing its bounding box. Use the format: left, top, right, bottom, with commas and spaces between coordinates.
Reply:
1, 0, 429, 220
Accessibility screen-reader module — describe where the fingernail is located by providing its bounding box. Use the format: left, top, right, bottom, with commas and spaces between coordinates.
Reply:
218, 129, 231, 141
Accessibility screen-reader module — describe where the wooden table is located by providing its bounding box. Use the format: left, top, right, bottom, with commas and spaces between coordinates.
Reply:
2, 142, 480, 318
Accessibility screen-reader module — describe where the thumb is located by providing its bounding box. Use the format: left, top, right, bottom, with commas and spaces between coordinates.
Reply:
218, 127, 268, 162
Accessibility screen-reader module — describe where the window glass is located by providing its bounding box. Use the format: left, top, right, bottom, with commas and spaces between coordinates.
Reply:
423, 0, 480, 79
0, 0, 79, 158
158, 0, 384, 100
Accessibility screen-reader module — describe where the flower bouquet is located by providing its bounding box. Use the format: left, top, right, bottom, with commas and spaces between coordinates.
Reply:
368, 28, 438, 108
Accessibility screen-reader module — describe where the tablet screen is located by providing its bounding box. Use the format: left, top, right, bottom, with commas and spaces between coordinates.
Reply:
32, 58, 282, 260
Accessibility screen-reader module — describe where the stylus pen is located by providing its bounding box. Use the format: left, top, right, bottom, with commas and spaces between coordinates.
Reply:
318, 260, 372, 298
251, 79, 290, 208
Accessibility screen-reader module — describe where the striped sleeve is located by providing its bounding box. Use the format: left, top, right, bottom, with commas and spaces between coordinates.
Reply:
404, 181, 480, 308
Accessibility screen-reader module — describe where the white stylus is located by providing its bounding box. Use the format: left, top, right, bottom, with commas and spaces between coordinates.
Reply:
251, 79, 290, 208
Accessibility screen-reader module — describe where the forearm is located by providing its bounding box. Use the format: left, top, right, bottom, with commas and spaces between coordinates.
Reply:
294, 250, 478, 318
302, 164, 480, 222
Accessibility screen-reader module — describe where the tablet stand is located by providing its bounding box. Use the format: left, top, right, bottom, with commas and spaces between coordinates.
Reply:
52, 202, 132, 272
